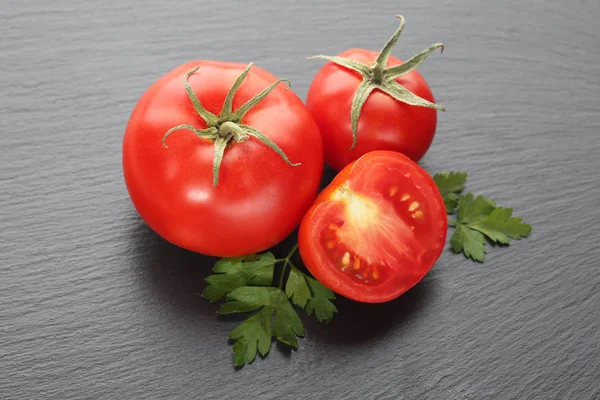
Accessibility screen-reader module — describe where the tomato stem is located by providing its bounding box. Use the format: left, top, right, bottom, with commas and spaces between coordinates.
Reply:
218, 121, 248, 142
277, 243, 299, 290
369, 62, 384, 85
160, 64, 300, 186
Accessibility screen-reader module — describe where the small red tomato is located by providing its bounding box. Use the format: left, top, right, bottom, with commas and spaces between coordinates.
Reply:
306, 15, 445, 171
123, 61, 323, 257
298, 150, 447, 303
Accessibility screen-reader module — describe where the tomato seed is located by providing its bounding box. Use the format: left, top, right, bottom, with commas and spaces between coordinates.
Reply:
408, 201, 420, 212
412, 210, 424, 219
400, 193, 411, 201
341, 252, 351, 266
389, 186, 398, 196
372, 266, 380, 280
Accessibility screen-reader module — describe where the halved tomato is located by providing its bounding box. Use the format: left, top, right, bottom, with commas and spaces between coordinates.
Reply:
298, 150, 447, 303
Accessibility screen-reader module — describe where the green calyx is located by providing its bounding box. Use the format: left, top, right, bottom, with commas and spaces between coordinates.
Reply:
308, 14, 446, 150
162, 63, 300, 186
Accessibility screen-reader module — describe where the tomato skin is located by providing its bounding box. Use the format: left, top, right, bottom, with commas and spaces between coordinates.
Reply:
298, 150, 447, 303
123, 61, 323, 257
306, 49, 438, 171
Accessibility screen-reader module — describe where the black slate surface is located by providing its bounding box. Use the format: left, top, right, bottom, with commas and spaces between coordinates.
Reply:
2, 1, 600, 399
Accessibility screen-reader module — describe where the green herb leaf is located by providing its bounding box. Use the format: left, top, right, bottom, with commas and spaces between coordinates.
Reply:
458, 193, 496, 224
469, 207, 532, 245
433, 171, 467, 213
204, 243, 337, 366
202, 252, 276, 302
229, 306, 274, 367
444, 193, 462, 215
219, 286, 305, 363
433, 171, 467, 194
218, 286, 278, 314
450, 223, 487, 262
271, 294, 305, 348
304, 276, 337, 322
285, 266, 311, 308
450, 192, 532, 262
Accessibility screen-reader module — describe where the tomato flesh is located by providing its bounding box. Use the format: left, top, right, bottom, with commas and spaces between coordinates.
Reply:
299, 150, 447, 303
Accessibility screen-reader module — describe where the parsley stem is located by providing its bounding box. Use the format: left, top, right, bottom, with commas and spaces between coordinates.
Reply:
277, 243, 299, 289
448, 219, 458, 227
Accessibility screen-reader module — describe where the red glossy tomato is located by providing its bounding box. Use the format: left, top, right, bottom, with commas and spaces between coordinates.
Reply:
123, 61, 323, 257
298, 150, 447, 303
306, 15, 444, 171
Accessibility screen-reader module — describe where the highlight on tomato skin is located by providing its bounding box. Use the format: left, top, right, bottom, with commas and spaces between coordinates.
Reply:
298, 150, 447, 303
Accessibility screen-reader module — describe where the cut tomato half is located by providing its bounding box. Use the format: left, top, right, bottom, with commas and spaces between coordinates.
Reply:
298, 150, 447, 303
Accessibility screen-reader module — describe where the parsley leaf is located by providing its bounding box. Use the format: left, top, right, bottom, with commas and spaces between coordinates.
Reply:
218, 286, 277, 314
285, 266, 311, 308
271, 294, 305, 348
285, 267, 337, 322
469, 206, 533, 245
219, 286, 305, 359
229, 306, 274, 367
203, 243, 339, 366
457, 193, 496, 224
202, 252, 276, 302
450, 223, 487, 262
433, 171, 467, 213
434, 172, 533, 262
304, 276, 337, 322
450, 193, 532, 262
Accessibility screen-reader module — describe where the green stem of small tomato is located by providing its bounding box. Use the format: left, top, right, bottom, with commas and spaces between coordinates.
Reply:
277, 243, 299, 290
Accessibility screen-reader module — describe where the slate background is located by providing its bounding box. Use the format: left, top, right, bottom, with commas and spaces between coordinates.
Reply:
2, 0, 599, 399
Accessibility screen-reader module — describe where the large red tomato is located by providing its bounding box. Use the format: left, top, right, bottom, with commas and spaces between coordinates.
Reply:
298, 150, 447, 303
123, 61, 323, 257
306, 15, 445, 171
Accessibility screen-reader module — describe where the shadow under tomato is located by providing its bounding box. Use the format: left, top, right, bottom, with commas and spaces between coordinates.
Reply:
127, 211, 307, 320
128, 218, 220, 317
319, 164, 338, 189
304, 271, 436, 346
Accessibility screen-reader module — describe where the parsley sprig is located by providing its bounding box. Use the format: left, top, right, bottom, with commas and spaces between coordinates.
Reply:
202, 171, 532, 367
434, 172, 532, 262
202, 245, 337, 367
